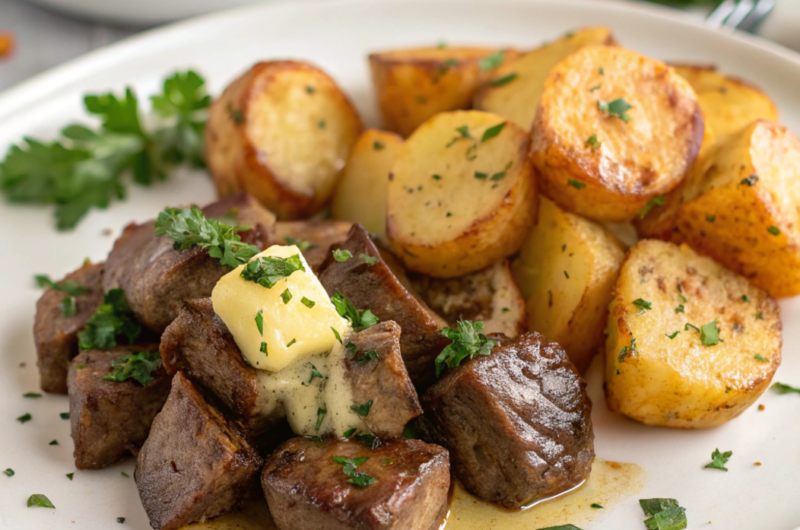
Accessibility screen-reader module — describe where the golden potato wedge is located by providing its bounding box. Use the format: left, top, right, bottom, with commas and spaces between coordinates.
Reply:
206, 61, 363, 220
638, 120, 800, 298
605, 239, 781, 429
369, 46, 520, 137
387, 110, 538, 277
671, 63, 778, 147
331, 129, 403, 242
474, 27, 617, 130
409, 260, 527, 338
511, 197, 625, 372
530, 46, 704, 222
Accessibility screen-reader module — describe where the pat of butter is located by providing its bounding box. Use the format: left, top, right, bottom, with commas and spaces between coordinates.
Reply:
211, 245, 349, 372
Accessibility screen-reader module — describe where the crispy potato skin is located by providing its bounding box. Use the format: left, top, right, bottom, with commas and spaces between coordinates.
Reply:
605, 240, 781, 429
531, 46, 704, 222
206, 61, 363, 220
331, 129, 403, 242
638, 121, 800, 298
387, 110, 538, 277
474, 27, 617, 130
512, 197, 624, 372
369, 47, 520, 137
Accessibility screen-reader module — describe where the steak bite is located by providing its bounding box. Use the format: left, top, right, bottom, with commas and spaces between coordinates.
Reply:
135, 372, 263, 530
346, 321, 422, 437
262, 437, 450, 530
34, 261, 105, 394
317, 224, 449, 387
103, 193, 275, 333
68, 343, 169, 469
274, 219, 352, 271
419, 331, 594, 509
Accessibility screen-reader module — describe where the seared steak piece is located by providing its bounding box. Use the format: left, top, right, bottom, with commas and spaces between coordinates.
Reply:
68, 343, 169, 469
318, 224, 449, 387
136, 372, 263, 530
159, 298, 281, 433
346, 321, 422, 437
103, 193, 275, 333
262, 437, 449, 530
419, 331, 594, 509
34, 261, 105, 394
274, 219, 352, 271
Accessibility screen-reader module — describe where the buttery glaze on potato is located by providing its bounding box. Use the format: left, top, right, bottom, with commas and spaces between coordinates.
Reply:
531, 46, 704, 222
387, 110, 538, 277
331, 129, 403, 242
605, 240, 781, 429
512, 197, 624, 372
638, 120, 800, 298
369, 46, 521, 137
206, 61, 363, 219
474, 26, 617, 130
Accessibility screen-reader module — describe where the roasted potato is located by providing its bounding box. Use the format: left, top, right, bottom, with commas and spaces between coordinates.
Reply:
206, 61, 363, 220
511, 197, 625, 372
530, 46, 704, 222
474, 27, 617, 130
369, 47, 520, 137
387, 110, 538, 277
409, 260, 527, 338
331, 129, 403, 242
637, 120, 800, 298
605, 239, 781, 429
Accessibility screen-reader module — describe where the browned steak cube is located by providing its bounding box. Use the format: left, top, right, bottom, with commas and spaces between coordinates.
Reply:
262, 437, 449, 530
34, 261, 105, 394
274, 219, 352, 271
420, 331, 594, 509
135, 372, 263, 530
103, 193, 275, 333
317, 224, 449, 387
346, 321, 422, 437
68, 343, 169, 469
159, 298, 280, 433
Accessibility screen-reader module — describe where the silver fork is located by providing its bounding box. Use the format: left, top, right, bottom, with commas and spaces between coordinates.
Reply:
706, 0, 776, 34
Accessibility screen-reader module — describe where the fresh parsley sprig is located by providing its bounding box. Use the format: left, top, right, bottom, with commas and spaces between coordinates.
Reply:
102, 351, 162, 386
330, 292, 379, 332
332, 456, 377, 488
704, 448, 732, 471
435, 320, 496, 377
639, 498, 687, 530
78, 289, 141, 351
240, 254, 305, 288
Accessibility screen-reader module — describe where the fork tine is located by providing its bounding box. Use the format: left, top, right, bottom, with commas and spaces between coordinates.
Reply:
723, 0, 756, 29
707, 0, 739, 27
738, 0, 775, 33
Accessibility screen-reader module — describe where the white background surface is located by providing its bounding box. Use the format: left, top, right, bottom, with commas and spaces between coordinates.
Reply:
0, 0, 799, 528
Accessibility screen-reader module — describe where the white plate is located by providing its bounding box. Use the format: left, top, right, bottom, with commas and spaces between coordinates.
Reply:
1, 1, 799, 528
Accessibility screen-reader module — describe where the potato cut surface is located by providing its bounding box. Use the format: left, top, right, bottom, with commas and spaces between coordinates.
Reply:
605, 240, 781, 428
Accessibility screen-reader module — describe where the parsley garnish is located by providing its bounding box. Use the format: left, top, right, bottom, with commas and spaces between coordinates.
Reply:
373, 141, 384, 150
306, 85, 316, 94
333, 249, 353, 262
241, 254, 305, 288
308, 364, 324, 384
332, 456, 377, 488
639, 196, 666, 218
255, 310, 264, 335
315, 408, 326, 431
754, 354, 767, 362
331, 291, 379, 331
475, 171, 488, 180
102, 351, 161, 386
435, 320, 496, 377
597, 98, 632, 122
281, 289, 292, 304
685, 323, 699, 332
742, 295, 751, 302
479, 50, 506, 71
589, 85, 601, 92
4, 469, 14, 477
706, 215, 716, 222
23, 392, 42, 398
598, 67, 605, 75
665, 331, 680, 339
699, 320, 719, 346
301, 297, 315, 308
632, 298, 652, 315
350, 400, 373, 416
66, 472, 73, 480
343, 428, 357, 438
286, 338, 296, 347
772, 382, 800, 395
355, 433, 381, 449
591, 503, 603, 509
60, 412, 69, 420
359, 253, 378, 265
331, 327, 342, 343
675, 304, 685, 314
618, 338, 636, 363
639, 498, 686, 530
260, 342, 268, 355
740, 174, 759, 186
756, 311, 763, 319
490, 72, 517, 86
704, 448, 732, 471
318, 120, 326, 130
78, 289, 141, 351
27, 494, 55, 508
117, 517, 125, 524
354, 349, 380, 365
284, 236, 316, 251
432, 174, 442, 180
35, 274, 87, 317
568, 179, 586, 189
586, 134, 600, 148
767, 226, 780, 236
155, 206, 260, 268
481, 123, 506, 143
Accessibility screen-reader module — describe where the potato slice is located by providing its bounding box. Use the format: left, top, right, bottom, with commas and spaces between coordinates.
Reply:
530, 46, 704, 222
474, 27, 616, 130
331, 129, 402, 242
369, 47, 520, 137
387, 110, 538, 277
511, 197, 624, 372
638, 120, 800, 298
606, 239, 781, 429
206, 61, 363, 220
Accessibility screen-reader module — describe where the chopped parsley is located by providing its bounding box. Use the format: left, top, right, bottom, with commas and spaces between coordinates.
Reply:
767, 226, 780, 236
284, 236, 316, 251
772, 382, 800, 395
589, 85, 601, 92
639, 196, 666, 218
704, 448, 732, 471
318, 120, 326, 130
281, 289, 292, 304
66, 473, 73, 480
598, 67, 605, 75
17, 413, 32, 423
120, 471, 129, 478
706, 215, 716, 223
756, 311, 763, 319
240, 254, 305, 288
639, 498, 686, 530
3, 469, 14, 477
155, 206, 260, 268
754, 354, 767, 362
618, 338, 636, 363
117, 517, 126, 524
591, 503, 603, 509
435, 320, 496, 377
60, 412, 70, 420
359, 253, 378, 266
597, 98, 632, 122
665, 331, 680, 339
331, 327, 342, 343
353, 349, 380, 365
343, 428, 357, 438
23, 393, 42, 398
315, 408, 326, 431
699, 320, 720, 346
305, 85, 316, 94
675, 304, 685, 314
432, 174, 442, 180
49, 440, 58, 446
301, 297, 315, 308
564, 270, 570, 279
255, 310, 264, 335
586, 134, 600, 148
60, 297, 77, 317
355, 433, 381, 449
286, 338, 296, 348
34, 274, 87, 317
489, 72, 518, 87
78, 289, 141, 351
373, 141, 384, 150
260, 342, 268, 355
632, 298, 652, 315
308, 364, 324, 384
568, 179, 586, 189
481, 122, 506, 143
331, 291, 379, 331
332, 456, 377, 488
27, 494, 55, 508
475, 171, 488, 180
333, 249, 353, 262
479, 50, 506, 71
740, 174, 759, 186
742, 295, 751, 302
350, 400, 373, 417
102, 351, 161, 386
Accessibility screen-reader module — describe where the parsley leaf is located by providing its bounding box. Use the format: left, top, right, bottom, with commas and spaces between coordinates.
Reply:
281, 289, 292, 304
740, 174, 759, 186
481, 123, 506, 143
665, 331, 680, 339
308, 364, 324, 384
435, 320, 496, 377
699, 320, 719, 346
333, 249, 353, 262
479, 50, 506, 71
632, 298, 652, 315
639, 498, 687, 530
332, 456, 377, 488
78, 289, 141, 351
490, 72, 517, 86
704, 448, 732, 471
772, 382, 800, 395
17, 413, 32, 423
101, 351, 161, 386
27, 494, 55, 509
350, 400, 373, 416
586, 134, 600, 148
3, 469, 14, 477
301, 297, 315, 308
315, 408, 326, 431
330, 291, 379, 331
639, 196, 666, 218
354, 349, 380, 365
241, 254, 305, 288
35, 273, 88, 317
767, 226, 780, 236
568, 179, 586, 189
597, 98, 633, 122
359, 253, 378, 265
